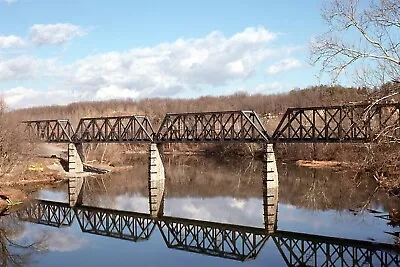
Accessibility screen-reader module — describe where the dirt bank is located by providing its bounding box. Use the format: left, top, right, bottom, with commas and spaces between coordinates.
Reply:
0, 155, 69, 195
296, 160, 355, 170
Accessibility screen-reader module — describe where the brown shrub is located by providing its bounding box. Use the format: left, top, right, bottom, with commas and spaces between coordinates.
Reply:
0, 99, 31, 176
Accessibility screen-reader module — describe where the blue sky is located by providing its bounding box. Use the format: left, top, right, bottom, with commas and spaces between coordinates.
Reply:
0, 0, 334, 108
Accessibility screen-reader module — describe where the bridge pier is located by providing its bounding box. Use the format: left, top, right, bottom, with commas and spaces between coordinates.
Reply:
148, 143, 165, 217
264, 144, 278, 188
68, 177, 84, 206
263, 144, 279, 233
68, 143, 84, 173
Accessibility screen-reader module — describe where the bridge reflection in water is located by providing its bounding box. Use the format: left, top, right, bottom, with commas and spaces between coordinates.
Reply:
18, 183, 400, 266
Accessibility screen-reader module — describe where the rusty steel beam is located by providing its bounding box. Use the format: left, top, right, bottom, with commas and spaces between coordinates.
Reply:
156, 110, 269, 143
272, 103, 400, 143
73, 115, 155, 143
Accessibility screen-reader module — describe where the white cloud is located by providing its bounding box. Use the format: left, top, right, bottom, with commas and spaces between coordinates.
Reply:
1, 0, 17, 3
255, 82, 291, 92
229, 198, 246, 209
20, 226, 87, 253
2, 86, 86, 108
29, 23, 86, 45
0, 56, 57, 80
66, 27, 284, 99
0, 35, 25, 48
111, 194, 264, 227
42, 230, 87, 252
166, 197, 263, 227
223, 82, 293, 95
95, 85, 139, 100
266, 58, 302, 74
3, 27, 302, 108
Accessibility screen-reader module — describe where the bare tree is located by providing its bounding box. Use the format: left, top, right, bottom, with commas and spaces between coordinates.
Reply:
310, 0, 400, 86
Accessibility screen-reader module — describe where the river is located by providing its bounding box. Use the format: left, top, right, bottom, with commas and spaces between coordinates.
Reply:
1, 156, 399, 266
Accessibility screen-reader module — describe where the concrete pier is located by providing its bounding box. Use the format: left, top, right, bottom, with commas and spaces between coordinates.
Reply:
68, 143, 84, 173
68, 177, 84, 206
148, 143, 165, 217
264, 144, 278, 188
263, 144, 279, 233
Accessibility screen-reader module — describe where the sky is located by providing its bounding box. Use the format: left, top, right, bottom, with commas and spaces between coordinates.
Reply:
0, 0, 333, 108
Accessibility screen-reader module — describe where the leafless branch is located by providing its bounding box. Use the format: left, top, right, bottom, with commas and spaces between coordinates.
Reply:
310, 0, 400, 85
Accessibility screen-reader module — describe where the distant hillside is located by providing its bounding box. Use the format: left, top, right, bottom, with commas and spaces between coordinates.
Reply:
12, 85, 370, 126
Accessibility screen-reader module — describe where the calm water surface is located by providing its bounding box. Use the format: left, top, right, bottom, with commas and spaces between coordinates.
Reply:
2, 156, 400, 266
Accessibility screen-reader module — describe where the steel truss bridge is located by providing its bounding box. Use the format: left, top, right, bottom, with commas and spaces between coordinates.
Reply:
18, 200, 400, 265
23, 103, 400, 143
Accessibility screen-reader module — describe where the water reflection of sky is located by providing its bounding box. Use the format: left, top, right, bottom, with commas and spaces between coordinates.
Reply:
19, 163, 400, 266
20, 222, 283, 267
37, 188, 396, 244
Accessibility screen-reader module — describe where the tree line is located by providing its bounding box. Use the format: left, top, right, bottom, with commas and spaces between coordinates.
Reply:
13, 85, 372, 124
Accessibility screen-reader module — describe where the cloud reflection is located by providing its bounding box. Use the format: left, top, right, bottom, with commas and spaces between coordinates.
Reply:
20, 225, 88, 252
111, 194, 264, 227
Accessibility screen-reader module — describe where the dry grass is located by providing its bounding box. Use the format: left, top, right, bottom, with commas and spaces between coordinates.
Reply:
389, 209, 400, 226
296, 160, 354, 169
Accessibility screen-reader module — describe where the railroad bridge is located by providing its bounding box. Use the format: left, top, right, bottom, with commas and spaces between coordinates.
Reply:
23, 103, 400, 215
24, 103, 400, 144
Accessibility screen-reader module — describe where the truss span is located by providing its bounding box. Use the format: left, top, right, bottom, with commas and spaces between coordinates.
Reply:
273, 103, 400, 142
23, 119, 74, 143
156, 110, 269, 142
73, 115, 155, 143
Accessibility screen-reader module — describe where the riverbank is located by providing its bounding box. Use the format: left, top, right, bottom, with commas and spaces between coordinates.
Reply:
0, 155, 71, 209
